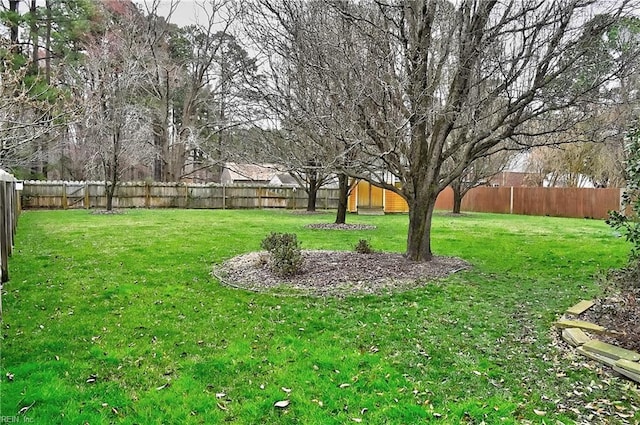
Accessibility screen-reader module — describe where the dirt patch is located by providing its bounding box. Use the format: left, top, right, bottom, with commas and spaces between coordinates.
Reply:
290, 210, 332, 215
304, 223, 377, 230
213, 250, 469, 297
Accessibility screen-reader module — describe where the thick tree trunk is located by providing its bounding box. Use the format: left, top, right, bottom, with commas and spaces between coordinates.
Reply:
9, 1, 19, 51
106, 183, 115, 211
152, 117, 165, 181
30, 0, 38, 71
452, 179, 463, 214
406, 192, 438, 261
105, 132, 120, 211
335, 173, 349, 224
306, 177, 318, 212
45, 0, 51, 83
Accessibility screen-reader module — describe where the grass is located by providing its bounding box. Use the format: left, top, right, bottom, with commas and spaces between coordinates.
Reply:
0, 208, 638, 424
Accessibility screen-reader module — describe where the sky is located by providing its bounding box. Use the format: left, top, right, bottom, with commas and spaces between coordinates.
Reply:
132, 0, 202, 27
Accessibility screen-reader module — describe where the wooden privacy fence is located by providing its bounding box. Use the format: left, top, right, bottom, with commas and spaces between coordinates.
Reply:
22, 180, 624, 219
21, 181, 341, 210
434, 186, 623, 219
0, 169, 20, 317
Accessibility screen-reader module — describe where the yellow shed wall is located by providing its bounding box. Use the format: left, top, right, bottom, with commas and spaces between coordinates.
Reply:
384, 190, 409, 213
348, 185, 357, 212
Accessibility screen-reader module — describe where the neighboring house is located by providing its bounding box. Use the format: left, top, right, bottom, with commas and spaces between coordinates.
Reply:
487, 153, 540, 187
269, 173, 299, 187
220, 163, 299, 187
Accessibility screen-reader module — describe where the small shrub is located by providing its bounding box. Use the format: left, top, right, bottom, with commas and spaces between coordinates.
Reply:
254, 252, 269, 268
355, 239, 374, 254
260, 232, 303, 276
607, 127, 640, 287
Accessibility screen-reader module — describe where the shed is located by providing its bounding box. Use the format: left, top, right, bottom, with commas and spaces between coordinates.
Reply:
348, 180, 409, 214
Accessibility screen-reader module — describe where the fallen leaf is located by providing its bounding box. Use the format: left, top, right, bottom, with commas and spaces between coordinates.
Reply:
281, 387, 292, 393
352, 418, 362, 423
216, 393, 226, 399
617, 412, 633, 418
274, 400, 290, 408
533, 409, 546, 416
18, 401, 35, 415
217, 402, 228, 411
339, 383, 350, 388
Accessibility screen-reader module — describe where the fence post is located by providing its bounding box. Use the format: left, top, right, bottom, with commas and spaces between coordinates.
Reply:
509, 187, 514, 214
0, 182, 8, 283
144, 182, 150, 208
0, 183, 3, 317
84, 182, 89, 209
62, 182, 68, 209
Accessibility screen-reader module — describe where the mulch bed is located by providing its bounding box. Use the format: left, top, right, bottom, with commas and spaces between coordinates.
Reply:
304, 223, 377, 230
580, 287, 640, 353
90, 209, 125, 215
213, 250, 469, 297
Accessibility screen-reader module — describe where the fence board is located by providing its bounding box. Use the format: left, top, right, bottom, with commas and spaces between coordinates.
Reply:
21, 181, 341, 211
21, 180, 623, 220
508, 187, 621, 219
462, 187, 512, 214
0, 170, 20, 318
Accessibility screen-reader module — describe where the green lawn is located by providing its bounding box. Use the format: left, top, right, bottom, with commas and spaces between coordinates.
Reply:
1, 209, 637, 424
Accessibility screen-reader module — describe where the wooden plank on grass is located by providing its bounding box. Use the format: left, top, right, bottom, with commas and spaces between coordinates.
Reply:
615, 359, 640, 375
613, 365, 640, 384
566, 300, 595, 316
554, 319, 605, 334
582, 340, 640, 362
562, 328, 591, 347
576, 346, 617, 367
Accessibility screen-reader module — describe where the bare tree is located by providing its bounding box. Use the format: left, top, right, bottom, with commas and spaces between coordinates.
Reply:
0, 55, 75, 178
138, 0, 260, 183
525, 141, 626, 188
78, 3, 154, 210
255, 0, 639, 261
244, 0, 366, 219
0, 1, 88, 177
